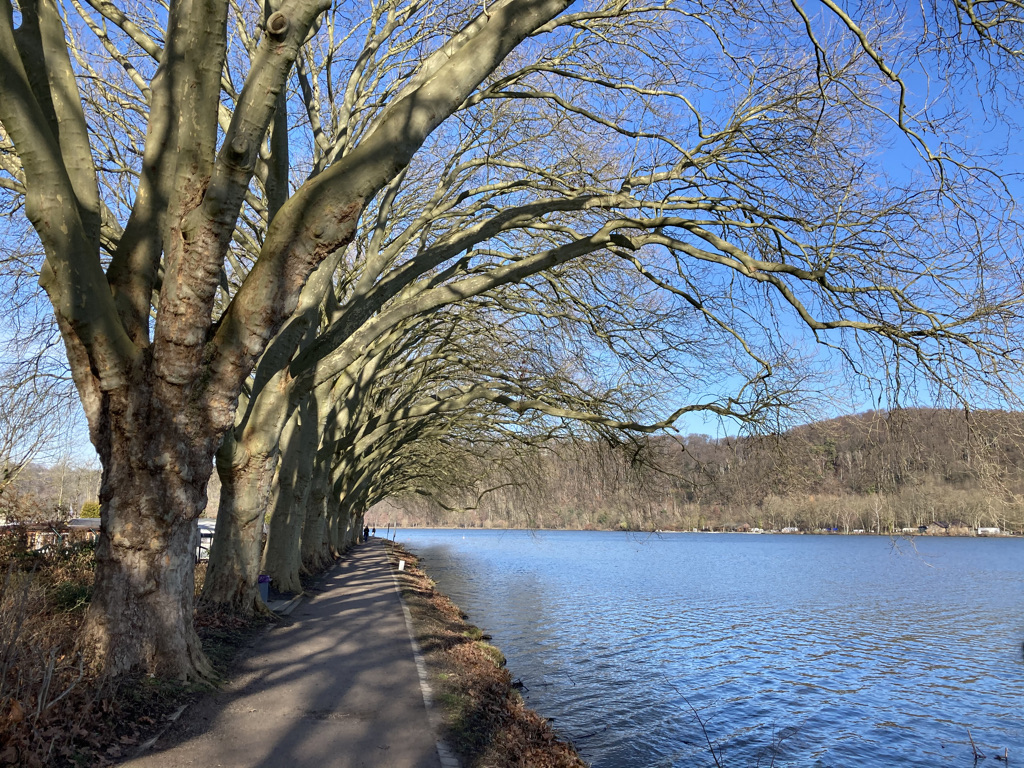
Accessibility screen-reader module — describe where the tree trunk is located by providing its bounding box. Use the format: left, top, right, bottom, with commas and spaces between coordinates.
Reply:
308, 456, 336, 557
300, 424, 335, 572
261, 409, 306, 593
200, 242, 347, 606
300, 499, 331, 573
199, 430, 277, 615
82, 390, 217, 680
331, 485, 363, 551
327, 498, 343, 555
287, 414, 324, 574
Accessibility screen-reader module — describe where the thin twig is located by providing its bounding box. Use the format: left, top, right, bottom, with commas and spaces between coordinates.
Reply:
968, 728, 985, 760
681, 694, 724, 768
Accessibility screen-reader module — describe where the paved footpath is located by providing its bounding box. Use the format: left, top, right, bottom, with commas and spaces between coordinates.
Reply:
119, 540, 447, 768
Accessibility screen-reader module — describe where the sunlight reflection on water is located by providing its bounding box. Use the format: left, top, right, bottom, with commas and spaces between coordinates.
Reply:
397, 530, 1024, 768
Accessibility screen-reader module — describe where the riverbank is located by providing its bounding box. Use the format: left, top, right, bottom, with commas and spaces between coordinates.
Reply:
377, 524, 1021, 537
384, 541, 585, 768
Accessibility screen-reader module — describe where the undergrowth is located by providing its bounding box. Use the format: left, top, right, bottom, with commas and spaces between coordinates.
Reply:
0, 529, 98, 767
0, 527, 265, 767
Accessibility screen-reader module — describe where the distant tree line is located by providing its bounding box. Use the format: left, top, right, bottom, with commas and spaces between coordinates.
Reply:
376, 409, 1024, 535
4, 0, 1024, 680
0, 461, 99, 523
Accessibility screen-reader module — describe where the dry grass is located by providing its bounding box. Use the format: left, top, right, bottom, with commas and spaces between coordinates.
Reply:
387, 542, 586, 768
0, 528, 266, 767
0, 530, 102, 767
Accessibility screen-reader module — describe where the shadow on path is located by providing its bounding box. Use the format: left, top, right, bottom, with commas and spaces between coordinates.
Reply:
118, 541, 442, 768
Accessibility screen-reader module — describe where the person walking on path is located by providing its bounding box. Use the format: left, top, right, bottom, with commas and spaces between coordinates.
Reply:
117, 542, 443, 768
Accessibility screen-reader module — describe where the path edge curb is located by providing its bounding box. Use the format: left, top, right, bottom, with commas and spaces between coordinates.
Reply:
384, 541, 461, 768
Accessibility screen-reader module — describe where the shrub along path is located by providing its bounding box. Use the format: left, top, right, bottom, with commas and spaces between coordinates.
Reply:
118, 540, 444, 768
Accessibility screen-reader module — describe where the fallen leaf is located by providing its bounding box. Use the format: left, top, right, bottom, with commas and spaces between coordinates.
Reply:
7, 699, 24, 724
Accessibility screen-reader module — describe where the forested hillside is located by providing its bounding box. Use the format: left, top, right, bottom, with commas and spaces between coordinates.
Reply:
8, 409, 1023, 535
375, 409, 1024, 534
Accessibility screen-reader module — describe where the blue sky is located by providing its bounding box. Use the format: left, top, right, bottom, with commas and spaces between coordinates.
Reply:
3, 0, 1023, 461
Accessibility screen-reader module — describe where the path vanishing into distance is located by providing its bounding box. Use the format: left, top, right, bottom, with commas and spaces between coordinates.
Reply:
119, 541, 454, 768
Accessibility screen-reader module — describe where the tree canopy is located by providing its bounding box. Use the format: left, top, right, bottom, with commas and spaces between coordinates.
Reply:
1, 0, 1023, 677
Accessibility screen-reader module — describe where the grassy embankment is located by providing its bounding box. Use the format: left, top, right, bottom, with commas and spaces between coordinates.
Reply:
385, 541, 586, 768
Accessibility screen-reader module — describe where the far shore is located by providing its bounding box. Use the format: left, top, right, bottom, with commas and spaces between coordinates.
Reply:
380, 525, 1022, 537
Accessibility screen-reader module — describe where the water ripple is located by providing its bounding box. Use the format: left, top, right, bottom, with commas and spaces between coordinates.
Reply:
401, 531, 1024, 767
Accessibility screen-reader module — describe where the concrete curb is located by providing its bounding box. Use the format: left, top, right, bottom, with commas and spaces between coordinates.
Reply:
265, 556, 342, 616
265, 594, 303, 616
386, 542, 461, 768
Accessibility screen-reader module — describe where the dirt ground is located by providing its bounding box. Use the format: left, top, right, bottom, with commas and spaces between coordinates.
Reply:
386, 542, 587, 768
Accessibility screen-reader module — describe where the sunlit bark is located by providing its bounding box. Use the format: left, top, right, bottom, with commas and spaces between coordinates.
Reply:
1, 0, 1022, 679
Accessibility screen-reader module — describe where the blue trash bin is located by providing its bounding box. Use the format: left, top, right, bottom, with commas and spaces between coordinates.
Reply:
258, 574, 270, 602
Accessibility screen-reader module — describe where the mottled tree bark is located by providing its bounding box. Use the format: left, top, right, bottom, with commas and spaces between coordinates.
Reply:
261, 408, 307, 594
200, 430, 275, 615
82, 376, 220, 678
305, 439, 335, 559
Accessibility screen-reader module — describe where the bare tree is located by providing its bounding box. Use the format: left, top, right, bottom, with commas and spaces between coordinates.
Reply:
0, 0, 1022, 680
0, 367, 75, 495
0, 236, 80, 500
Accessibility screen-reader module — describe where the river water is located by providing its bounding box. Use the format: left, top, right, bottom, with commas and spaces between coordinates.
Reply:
394, 529, 1024, 767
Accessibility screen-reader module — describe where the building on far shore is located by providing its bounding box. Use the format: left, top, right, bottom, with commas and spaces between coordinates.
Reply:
919, 520, 990, 536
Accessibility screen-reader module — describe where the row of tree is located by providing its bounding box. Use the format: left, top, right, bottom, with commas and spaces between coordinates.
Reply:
1, 0, 1023, 680
380, 409, 1024, 533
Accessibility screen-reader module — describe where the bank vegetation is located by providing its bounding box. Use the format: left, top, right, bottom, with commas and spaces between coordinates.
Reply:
387, 541, 585, 768
377, 409, 1024, 535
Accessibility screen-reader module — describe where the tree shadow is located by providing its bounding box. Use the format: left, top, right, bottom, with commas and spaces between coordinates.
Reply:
116, 544, 442, 767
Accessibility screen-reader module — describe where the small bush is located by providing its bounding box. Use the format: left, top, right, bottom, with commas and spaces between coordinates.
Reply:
49, 581, 92, 612
79, 501, 100, 518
